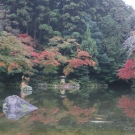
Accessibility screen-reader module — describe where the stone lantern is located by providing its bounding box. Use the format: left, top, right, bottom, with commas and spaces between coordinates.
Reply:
60, 76, 66, 84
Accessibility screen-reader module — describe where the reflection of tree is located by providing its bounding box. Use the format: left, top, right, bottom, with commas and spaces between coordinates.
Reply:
63, 98, 96, 124
29, 98, 96, 125
29, 108, 60, 125
117, 96, 135, 118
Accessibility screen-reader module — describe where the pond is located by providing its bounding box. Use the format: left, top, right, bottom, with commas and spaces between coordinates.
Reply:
0, 83, 135, 135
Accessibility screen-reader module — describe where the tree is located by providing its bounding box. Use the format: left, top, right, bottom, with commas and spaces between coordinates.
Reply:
0, 3, 19, 35
117, 29, 135, 80
1, 0, 135, 83
0, 32, 61, 76
48, 36, 96, 76
0, 0, 52, 43
60, 0, 87, 37
63, 50, 96, 75
117, 59, 135, 80
0, 31, 34, 75
85, 0, 135, 82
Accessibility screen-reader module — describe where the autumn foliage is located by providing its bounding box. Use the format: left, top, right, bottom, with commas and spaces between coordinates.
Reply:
0, 31, 33, 74
0, 33, 96, 76
0, 32, 60, 74
117, 96, 135, 118
8, 62, 20, 72
18, 33, 36, 47
0, 62, 6, 67
64, 49, 96, 75
117, 59, 135, 79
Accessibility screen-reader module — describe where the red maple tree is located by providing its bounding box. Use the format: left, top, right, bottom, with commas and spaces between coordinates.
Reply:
117, 59, 135, 79
63, 50, 96, 75
18, 33, 36, 47
30, 50, 60, 67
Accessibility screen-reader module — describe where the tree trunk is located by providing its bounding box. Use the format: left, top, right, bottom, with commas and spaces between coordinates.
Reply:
33, 20, 36, 46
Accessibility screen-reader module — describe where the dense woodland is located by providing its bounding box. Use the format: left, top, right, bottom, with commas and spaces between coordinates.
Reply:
0, 0, 135, 85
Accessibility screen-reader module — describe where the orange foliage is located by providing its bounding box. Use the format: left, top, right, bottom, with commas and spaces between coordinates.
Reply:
77, 49, 92, 58
8, 62, 20, 72
0, 62, 6, 67
1, 33, 95, 75
63, 56, 96, 75
67, 59, 85, 68
84, 58, 96, 66
63, 65, 74, 76
31, 50, 60, 67
38, 51, 56, 60
42, 59, 60, 66
63, 49, 96, 75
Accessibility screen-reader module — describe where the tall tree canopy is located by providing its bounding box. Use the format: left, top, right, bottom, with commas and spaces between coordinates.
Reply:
0, 0, 135, 83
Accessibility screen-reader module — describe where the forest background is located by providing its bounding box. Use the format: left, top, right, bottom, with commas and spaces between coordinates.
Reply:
0, 0, 135, 86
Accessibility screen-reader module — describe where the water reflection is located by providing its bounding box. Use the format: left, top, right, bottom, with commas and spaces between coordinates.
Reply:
60, 89, 66, 98
0, 85, 134, 135
117, 95, 135, 118
28, 97, 96, 126
20, 85, 33, 99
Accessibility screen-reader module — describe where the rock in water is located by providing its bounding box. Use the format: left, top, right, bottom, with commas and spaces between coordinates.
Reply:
3, 95, 38, 120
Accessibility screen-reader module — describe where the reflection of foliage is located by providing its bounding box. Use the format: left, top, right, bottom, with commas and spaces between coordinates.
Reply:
63, 98, 96, 124
29, 98, 96, 125
117, 96, 135, 118
29, 108, 60, 125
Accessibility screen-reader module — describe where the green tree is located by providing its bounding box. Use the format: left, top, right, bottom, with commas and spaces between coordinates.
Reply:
60, 0, 87, 38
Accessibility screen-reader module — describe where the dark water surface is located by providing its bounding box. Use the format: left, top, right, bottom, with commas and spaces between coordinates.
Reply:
0, 84, 135, 135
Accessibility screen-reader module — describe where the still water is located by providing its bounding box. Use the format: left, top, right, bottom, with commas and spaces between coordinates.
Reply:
0, 84, 135, 135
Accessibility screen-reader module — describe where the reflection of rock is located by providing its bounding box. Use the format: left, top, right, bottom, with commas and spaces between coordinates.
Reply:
3, 95, 38, 120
